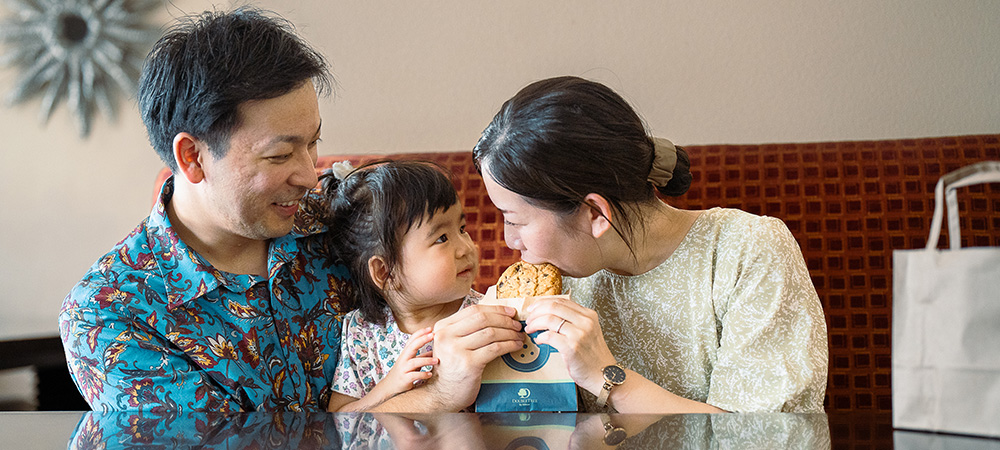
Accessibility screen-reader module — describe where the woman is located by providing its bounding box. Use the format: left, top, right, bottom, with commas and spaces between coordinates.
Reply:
473, 76, 828, 413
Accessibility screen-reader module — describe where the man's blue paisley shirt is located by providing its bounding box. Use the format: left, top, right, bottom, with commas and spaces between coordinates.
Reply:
59, 177, 348, 412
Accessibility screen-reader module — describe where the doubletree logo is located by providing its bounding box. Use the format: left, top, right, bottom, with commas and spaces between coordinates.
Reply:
512, 387, 538, 405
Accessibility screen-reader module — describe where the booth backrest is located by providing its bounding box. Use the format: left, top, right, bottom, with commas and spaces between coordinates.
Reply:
153, 134, 1000, 412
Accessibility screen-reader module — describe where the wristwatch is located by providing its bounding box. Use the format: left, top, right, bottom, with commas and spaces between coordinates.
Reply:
601, 414, 627, 446
595, 364, 626, 409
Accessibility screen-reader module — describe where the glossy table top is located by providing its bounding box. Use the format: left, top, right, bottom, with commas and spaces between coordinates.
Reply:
0, 411, 997, 449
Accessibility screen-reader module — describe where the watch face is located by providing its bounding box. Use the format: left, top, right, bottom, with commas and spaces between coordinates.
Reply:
603, 365, 626, 384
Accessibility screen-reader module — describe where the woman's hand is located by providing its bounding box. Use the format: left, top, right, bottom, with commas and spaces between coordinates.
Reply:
525, 297, 616, 396
422, 304, 525, 410
525, 296, 727, 414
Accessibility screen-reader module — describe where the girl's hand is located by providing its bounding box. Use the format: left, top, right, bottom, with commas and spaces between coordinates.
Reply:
368, 327, 438, 401
525, 296, 616, 396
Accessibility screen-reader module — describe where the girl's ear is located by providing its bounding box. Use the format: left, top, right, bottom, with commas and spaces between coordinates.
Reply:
173, 132, 206, 184
582, 193, 614, 239
367, 256, 391, 290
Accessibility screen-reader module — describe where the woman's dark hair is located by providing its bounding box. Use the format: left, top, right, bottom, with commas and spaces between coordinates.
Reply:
312, 160, 460, 325
138, 7, 332, 171
472, 76, 691, 255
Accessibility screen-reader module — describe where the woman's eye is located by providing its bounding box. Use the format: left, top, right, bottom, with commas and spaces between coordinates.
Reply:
503, 220, 520, 227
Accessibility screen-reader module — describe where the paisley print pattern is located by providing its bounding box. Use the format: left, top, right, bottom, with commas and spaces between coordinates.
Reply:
68, 411, 343, 449
564, 208, 828, 413
333, 291, 481, 398
59, 177, 349, 412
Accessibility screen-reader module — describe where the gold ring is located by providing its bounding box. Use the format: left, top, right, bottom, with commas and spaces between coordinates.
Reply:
556, 318, 567, 334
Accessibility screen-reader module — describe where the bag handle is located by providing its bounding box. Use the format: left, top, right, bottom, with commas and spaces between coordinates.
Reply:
926, 161, 1000, 250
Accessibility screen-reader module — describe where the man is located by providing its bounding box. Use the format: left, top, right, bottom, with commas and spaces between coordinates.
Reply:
59, 8, 341, 412
60, 7, 523, 412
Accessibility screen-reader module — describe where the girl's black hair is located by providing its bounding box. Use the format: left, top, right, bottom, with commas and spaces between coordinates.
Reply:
472, 76, 691, 256
313, 160, 460, 325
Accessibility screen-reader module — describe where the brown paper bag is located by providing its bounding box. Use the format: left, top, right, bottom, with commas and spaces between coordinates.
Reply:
479, 412, 576, 449
474, 286, 578, 412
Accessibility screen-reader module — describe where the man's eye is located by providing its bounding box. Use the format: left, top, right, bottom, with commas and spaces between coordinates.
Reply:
268, 154, 292, 161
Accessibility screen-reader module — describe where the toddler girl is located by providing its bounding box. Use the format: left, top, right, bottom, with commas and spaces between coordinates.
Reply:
318, 160, 480, 412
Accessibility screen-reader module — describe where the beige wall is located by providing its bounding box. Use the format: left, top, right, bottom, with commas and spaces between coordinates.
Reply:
1, 0, 998, 338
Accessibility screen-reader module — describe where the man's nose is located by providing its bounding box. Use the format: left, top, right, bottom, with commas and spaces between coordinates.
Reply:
292, 152, 319, 189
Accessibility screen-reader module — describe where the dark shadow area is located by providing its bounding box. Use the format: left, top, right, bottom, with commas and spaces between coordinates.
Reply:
0, 336, 89, 411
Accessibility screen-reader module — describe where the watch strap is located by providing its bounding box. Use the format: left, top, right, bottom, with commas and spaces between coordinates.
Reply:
596, 380, 613, 408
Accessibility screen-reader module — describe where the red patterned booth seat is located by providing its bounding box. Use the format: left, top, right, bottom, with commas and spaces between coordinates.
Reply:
153, 134, 1000, 412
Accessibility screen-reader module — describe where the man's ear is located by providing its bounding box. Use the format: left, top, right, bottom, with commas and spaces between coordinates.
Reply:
582, 193, 614, 239
172, 132, 206, 184
367, 256, 391, 290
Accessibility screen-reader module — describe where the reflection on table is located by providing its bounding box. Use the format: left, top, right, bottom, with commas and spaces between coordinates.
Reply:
0, 410, 996, 449
64, 410, 834, 449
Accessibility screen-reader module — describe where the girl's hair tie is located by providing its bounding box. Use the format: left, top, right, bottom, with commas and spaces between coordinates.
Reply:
330, 160, 356, 181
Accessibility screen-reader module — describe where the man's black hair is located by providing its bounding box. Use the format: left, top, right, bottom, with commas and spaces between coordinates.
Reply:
138, 7, 332, 170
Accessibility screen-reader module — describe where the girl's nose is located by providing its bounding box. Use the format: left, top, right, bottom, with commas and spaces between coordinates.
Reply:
458, 233, 477, 256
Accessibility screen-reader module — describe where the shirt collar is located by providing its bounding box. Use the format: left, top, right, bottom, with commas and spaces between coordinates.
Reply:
146, 177, 326, 310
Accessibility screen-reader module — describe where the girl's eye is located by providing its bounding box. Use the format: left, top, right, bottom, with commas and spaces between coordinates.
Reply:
435, 234, 449, 244
460, 225, 468, 234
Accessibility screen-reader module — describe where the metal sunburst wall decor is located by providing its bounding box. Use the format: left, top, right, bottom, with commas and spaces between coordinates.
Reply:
0, 0, 161, 137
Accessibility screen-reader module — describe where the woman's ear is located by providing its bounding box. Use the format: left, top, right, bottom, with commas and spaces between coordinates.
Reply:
172, 132, 206, 184
582, 193, 614, 239
367, 256, 391, 290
